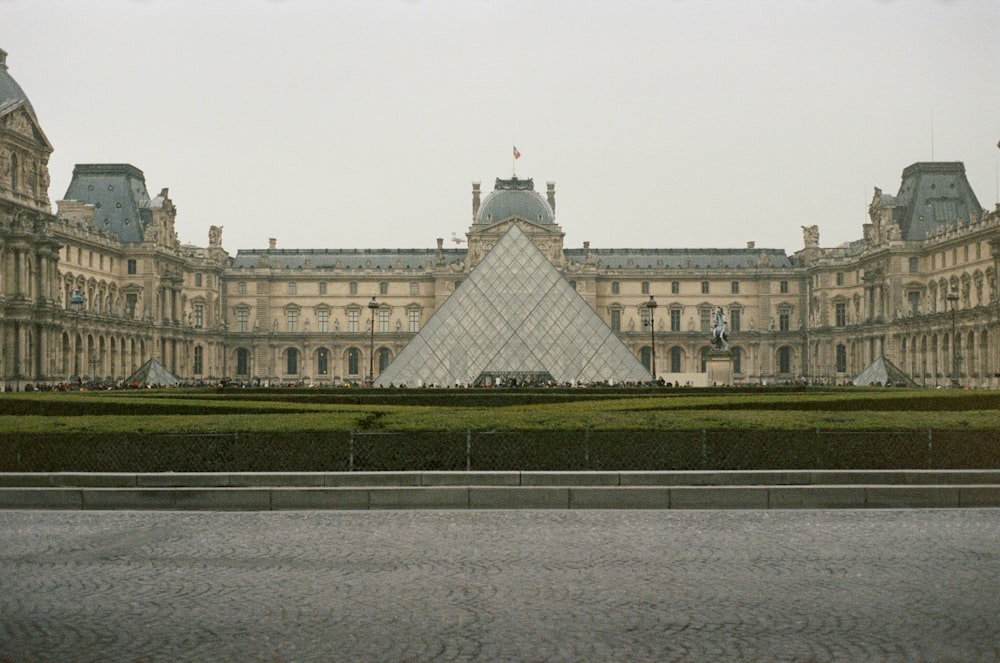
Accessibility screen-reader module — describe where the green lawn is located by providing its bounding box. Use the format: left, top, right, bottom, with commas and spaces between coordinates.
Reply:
2, 387, 998, 433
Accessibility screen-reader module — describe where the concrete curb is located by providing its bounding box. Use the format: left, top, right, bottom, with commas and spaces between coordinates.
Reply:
1, 472, 998, 510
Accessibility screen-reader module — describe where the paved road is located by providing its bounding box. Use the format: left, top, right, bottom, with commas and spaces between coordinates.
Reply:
0, 509, 998, 662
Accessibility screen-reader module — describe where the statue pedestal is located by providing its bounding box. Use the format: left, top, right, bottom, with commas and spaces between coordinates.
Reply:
706, 350, 734, 387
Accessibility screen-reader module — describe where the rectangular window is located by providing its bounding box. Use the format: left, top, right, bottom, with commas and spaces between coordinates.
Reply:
671, 281, 680, 295
125, 293, 138, 319
319, 282, 327, 295
836, 345, 847, 373
909, 257, 919, 273
908, 291, 921, 316
779, 310, 790, 331
780, 280, 789, 294
379, 282, 389, 295
670, 309, 681, 332
236, 309, 249, 332
318, 309, 329, 332
731, 281, 739, 294
193, 346, 203, 375
286, 309, 298, 332
238, 281, 247, 295
127, 259, 137, 275
409, 282, 419, 296
640, 307, 651, 331
835, 302, 847, 327
836, 272, 844, 286
610, 309, 621, 332
288, 282, 297, 295
349, 282, 358, 295
701, 281, 709, 294
194, 303, 204, 328
611, 281, 620, 295
378, 309, 390, 332
348, 310, 359, 333
195, 273, 202, 287
641, 281, 650, 295
730, 309, 741, 332
700, 309, 711, 332
408, 309, 420, 332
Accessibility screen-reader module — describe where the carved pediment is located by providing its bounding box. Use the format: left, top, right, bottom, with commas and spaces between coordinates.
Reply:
0, 104, 53, 151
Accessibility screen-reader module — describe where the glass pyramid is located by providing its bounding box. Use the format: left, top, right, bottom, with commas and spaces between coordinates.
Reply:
375, 225, 652, 387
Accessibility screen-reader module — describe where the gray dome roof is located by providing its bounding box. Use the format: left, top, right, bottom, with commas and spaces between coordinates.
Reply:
475, 177, 554, 225
0, 49, 36, 117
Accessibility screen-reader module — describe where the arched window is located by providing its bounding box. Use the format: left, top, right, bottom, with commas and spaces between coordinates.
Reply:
348, 348, 360, 375
835, 344, 847, 373
670, 347, 682, 373
286, 348, 299, 375
700, 347, 710, 372
193, 346, 204, 375
732, 347, 742, 375
10, 153, 18, 191
236, 348, 250, 376
378, 348, 391, 372
778, 347, 792, 374
640, 347, 652, 372
317, 348, 329, 375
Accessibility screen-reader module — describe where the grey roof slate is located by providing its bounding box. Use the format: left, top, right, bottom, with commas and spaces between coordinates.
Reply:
231, 248, 466, 271
475, 177, 554, 225
889, 162, 983, 241
564, 248, 792, 269
0, 49, 36, 118
62, 164, 152, 243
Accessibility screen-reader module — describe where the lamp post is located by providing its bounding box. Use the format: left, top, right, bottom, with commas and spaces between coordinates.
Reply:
645, 295, 657, 381
367, 295, 378, 387
946, 286, 960, 388
69, 289, 85, 385
89, 354, 99, 383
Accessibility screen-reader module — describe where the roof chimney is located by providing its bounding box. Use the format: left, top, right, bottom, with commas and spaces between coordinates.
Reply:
746, 241, 755, 249
268, 238, 277, 250
546, 181, 556, 215
583, 241, 590, 249
472, 182, 481, 221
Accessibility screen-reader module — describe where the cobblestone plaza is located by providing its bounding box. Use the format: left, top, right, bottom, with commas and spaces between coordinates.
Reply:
1, 509, 998, 661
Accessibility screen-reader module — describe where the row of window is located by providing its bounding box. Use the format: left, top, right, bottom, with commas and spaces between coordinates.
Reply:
232, 347, 389, 377
233, 308, 422, 333
606, 280, 791, 296
610, 307, 792, 332
233, 281, 424, 296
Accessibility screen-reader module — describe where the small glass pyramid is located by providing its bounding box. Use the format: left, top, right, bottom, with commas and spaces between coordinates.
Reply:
375, 225, 652, 387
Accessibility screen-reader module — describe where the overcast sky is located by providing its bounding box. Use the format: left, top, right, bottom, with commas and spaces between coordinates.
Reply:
4, 0, 999, 255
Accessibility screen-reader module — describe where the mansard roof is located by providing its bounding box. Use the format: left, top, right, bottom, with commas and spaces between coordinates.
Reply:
564, 247, 793, 270
62, 164, 152, 243
231, 248, 467, 271
888, 162, 983, 241
475, 176, 555, 226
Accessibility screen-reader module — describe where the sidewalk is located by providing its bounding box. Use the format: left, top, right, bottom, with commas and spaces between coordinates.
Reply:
2, 470, 999, 509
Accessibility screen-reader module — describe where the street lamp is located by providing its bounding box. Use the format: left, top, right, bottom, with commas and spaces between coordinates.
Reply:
69, 289, 85, 385
946, 285, 960, 388
645, 295, 657, 381
367, 295, 378, 386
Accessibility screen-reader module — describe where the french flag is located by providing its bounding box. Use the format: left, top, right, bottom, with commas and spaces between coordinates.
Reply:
513, 146, 521, 159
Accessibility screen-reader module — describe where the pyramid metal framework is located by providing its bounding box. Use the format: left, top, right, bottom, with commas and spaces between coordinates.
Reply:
375, 225, 652, 387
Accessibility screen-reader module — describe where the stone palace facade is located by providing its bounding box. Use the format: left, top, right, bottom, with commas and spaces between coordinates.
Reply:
2, 47, 999, 389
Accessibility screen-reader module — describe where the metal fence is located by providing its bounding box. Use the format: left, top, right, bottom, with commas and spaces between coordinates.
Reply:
1, 429, 997, 473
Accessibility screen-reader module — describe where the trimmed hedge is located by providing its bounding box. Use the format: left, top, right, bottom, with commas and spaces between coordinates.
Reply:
2, 429, 997, 472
